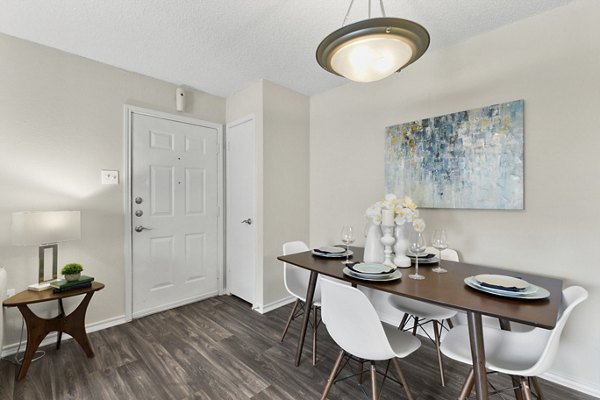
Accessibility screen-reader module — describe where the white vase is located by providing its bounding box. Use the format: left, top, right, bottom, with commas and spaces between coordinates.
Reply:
363, 221, 384, 263
393, 225, 411, 268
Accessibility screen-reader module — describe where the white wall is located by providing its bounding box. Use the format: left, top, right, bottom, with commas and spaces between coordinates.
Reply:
309, 0, 600, 396
0, 33, 225, 347
262, 80, 310, 306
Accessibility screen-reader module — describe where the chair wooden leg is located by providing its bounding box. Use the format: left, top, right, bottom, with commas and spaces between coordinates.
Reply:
412, 316, 419, 336
446, 318, 454, 329
358, 360, 364, 384
433, 320, 446, 386
391, 358, 414, 400
320, 350, 345, 400
312, 305, 318, 365
281, 299, 300, 342
520, 376, 534, 400
399, 313, 410, 330
510, 375, 525, 400
370, 362, 377, 400
531, 377, 545, 400
458, 368, 475, 400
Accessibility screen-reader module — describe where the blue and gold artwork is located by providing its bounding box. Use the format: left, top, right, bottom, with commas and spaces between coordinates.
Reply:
385, 100, 524, 209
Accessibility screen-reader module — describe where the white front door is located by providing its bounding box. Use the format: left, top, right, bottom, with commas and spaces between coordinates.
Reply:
226, 116, 256, 305
131, 111, 221, 318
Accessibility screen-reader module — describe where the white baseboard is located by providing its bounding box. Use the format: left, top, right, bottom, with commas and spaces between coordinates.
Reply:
253, 295, 295, 314
540, 371, 600, 399
0, 314, 128, 358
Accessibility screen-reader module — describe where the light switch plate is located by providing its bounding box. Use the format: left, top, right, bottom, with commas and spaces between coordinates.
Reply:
101, 169, 119, 185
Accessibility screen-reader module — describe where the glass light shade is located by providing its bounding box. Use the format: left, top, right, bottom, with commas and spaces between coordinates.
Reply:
330, 34, 413, 82
11, 211, 81, 245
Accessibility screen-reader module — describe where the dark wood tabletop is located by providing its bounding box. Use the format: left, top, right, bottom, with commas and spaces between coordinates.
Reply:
3, 282, 105, 307
278, 247, 563, 329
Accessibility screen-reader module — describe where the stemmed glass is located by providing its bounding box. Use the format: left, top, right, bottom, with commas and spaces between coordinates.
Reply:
409, 231, 426, 280
340, 225, 355, 265
432, 229, 448, 274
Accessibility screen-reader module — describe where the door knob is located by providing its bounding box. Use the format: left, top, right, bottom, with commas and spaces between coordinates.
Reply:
135, 197, 143, 204
134, 225, 153, 232
241, 218, 253, 225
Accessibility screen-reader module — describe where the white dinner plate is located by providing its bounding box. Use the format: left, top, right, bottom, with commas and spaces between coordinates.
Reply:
312, 249, 353, 258
317, 246, 346, 254
464, 276, 550, 300
474, 274, 530, 291
350, 263, 395, 275
343, 267, 402, 282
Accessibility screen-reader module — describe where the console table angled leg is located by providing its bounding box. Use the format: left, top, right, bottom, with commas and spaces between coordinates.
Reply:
16, 305, 50, 381
61, 292, 96, 358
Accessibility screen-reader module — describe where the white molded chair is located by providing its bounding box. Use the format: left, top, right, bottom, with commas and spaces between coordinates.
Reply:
280, 241, 321, 365
440, 286, 588, 400
320, 278, 421, 400
387, 246, 460, 386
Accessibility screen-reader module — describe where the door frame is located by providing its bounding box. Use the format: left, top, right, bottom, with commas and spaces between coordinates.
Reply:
123, 105, 224, 322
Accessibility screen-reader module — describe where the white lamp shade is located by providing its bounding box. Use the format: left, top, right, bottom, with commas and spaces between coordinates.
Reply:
331, 34, 413, 82
11, 211, 81, 245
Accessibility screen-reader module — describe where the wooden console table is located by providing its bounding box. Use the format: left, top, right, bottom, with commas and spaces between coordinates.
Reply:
2, 282, 105, 380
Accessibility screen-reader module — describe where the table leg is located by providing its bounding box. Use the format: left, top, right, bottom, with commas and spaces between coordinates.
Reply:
57, 298, 65, 350
295, 271, 318, 366
16, 305, 51, 381
15, 292, 97, 381
467, 311, 489, 400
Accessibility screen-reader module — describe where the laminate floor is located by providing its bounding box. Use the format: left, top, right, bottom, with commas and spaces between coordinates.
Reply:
0, 295, 596, 400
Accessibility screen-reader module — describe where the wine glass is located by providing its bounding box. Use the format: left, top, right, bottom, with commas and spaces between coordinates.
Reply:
431, 229, 448, 273
340, 225, 355, 265
408, 231, 426, 280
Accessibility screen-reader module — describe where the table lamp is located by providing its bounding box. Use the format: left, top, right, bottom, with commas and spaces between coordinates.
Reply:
11, 211, 81, 291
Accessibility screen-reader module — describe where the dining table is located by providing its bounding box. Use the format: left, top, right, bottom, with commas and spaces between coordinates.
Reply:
277, 246, 564, 400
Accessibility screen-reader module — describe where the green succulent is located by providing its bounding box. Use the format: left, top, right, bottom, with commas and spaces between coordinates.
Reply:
61, 263, 83, 275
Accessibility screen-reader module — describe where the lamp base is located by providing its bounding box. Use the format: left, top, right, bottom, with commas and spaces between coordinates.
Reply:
27, 282, 53, 292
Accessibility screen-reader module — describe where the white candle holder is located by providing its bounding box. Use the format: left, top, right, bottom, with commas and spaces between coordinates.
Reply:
380, 224, 396, 267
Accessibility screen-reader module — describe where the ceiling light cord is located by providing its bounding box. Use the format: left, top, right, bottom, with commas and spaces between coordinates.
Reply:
342, 0, 355, 27
342, 0, 387, 26
379, 0, 387, 18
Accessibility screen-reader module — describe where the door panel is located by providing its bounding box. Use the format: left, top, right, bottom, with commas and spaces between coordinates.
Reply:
132, 112, 219, 317
226, 116, 256, 305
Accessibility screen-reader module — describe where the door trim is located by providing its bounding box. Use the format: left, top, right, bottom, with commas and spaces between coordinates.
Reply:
123, 105, 224, 321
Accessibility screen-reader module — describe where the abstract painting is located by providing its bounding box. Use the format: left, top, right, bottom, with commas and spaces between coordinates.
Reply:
385, 100, 524, 209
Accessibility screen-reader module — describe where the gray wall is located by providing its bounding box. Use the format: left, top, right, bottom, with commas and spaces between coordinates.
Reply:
309, 1, 599, 395
0, 32, 225, 346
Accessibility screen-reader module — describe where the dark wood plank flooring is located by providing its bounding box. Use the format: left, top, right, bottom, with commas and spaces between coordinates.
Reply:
0, 295, 596, 399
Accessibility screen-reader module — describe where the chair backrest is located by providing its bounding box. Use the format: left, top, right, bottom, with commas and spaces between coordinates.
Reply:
524, 286, 588, 376
426, 246, 459, 262
321, 278, 396, 361
282, 241, 311, 301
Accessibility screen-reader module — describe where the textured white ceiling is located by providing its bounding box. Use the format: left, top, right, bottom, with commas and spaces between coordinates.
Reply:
0, 0, 574, 97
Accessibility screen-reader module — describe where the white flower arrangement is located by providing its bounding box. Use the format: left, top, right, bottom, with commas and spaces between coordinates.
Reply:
366, 193, 426, 232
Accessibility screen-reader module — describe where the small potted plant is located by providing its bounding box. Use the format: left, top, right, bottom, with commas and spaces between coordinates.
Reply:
61, 263, 83, 282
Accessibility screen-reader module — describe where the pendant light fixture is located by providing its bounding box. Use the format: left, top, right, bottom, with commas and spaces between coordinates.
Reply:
316, 0, 429, 83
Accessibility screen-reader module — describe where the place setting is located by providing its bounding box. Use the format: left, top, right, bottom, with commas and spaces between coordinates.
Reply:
464, 273, 550, 300
342, 262, 402, 282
